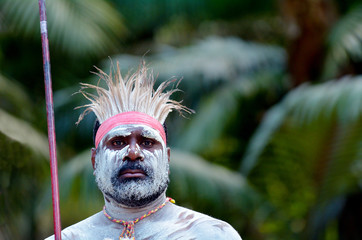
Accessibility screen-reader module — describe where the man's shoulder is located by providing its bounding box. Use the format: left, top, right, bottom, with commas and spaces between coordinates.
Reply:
44, 211, 104, 240
165, 204, 242, 239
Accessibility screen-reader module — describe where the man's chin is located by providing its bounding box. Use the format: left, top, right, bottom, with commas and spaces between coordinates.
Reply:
105, 180, 169, 207
105, 189, 165, 207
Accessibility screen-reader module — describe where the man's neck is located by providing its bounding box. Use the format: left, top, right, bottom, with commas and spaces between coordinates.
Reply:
103, 193, 167, 221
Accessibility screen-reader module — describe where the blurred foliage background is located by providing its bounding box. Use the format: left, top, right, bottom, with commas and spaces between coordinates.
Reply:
0, 0, 361, 239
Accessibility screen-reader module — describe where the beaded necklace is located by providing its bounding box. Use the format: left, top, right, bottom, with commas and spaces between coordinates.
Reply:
103, 197, 175, 240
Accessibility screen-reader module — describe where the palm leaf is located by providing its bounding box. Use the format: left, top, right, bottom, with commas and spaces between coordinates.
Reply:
0, 108, 48, 159
151, 37, 285, 83
242, 76, 362, 175
0, 109, 49, 240
168, 149, 260, 230
1, 0, 126, 57
0, 73, 34, 120
113, 37, 286, 90
240, 75, 362, 239
323, 5, 362, 79
174, 71, 288, 153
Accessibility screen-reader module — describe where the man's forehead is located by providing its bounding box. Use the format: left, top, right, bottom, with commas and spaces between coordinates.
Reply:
104, 124, 163, 141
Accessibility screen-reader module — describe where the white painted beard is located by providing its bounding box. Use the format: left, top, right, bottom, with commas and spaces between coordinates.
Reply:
94, 144, 170, 207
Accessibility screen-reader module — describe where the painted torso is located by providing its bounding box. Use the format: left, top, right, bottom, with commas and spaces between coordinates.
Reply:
45, 202, 242, 240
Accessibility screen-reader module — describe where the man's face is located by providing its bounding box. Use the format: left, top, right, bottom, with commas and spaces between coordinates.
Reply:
93, 124, 170, 207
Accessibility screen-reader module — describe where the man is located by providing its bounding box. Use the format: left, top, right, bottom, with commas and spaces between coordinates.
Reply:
46, 62, 242, 240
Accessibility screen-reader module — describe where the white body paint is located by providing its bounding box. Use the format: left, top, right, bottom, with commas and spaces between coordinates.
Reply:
45, 124, 242, 240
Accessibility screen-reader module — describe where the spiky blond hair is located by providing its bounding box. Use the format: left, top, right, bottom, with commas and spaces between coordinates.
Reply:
76, 61, 193, 125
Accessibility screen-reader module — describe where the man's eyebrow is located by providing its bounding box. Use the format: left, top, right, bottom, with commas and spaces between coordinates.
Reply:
140, 129, 159, 140
104, 131, 131, 142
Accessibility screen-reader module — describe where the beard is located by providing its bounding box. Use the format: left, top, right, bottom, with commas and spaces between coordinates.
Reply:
109, 161, 169, 207
94, 154, 170, 207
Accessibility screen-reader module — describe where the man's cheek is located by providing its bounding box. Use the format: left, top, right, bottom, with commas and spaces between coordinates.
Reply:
99, 148, 123, 166
143, 149, 163, 165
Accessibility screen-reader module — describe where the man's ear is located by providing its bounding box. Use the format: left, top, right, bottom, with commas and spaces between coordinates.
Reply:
91, 148, 96, 170
167, 147, 171, 163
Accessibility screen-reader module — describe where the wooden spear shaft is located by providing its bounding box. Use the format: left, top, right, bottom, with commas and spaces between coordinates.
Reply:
38, 0, 62, 239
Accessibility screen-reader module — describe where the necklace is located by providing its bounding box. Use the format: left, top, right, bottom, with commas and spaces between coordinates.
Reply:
103, 197, 175, 240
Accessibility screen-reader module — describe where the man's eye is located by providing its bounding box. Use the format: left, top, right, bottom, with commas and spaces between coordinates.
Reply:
142, 140, 153, 147
112, 140, 125, 146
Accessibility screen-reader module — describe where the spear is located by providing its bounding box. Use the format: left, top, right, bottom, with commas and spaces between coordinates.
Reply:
38, 0, 62, 239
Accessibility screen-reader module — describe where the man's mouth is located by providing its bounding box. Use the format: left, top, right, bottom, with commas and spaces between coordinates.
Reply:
119, 169, 146, 179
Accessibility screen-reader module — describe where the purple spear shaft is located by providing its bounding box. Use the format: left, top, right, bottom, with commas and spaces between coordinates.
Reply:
38, 0, 62, 239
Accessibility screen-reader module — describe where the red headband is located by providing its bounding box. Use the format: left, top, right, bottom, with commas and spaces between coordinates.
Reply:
95, 111, 166, 148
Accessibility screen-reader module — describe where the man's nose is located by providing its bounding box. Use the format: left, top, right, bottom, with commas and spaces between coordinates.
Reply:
123, 142, 144, 161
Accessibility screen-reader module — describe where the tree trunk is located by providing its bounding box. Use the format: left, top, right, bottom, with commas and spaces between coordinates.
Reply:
280, 0, 337, 86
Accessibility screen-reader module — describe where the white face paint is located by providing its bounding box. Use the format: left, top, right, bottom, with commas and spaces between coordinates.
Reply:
94, 124, 169, 207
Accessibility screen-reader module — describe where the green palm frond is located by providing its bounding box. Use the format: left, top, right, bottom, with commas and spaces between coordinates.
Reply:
0, 108, 48, 159
0, 73, 34, 120
323, 5, 362, 79
113, 37, 285, 87
168, 149, 260, 229
1, 0, 126, 57
0, 109, 49, 240
174, 71, 288, 153
242, 76, 362, 175
240, 76, 362, 239
151, 37, 285, 83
